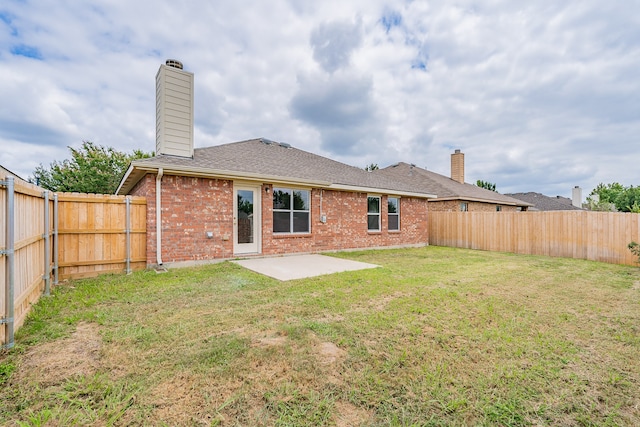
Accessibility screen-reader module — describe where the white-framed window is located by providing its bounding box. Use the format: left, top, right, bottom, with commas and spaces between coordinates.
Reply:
460, 202, 469, 212
496, 205, 502, 212
368, 196, 381, 231
273, 188, 310, 233
388, 197, 400, 231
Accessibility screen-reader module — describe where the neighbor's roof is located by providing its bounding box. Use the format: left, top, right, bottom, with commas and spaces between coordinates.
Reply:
505, 192, 584, 211
117, 138, 437, 198
375, 162, 532, 207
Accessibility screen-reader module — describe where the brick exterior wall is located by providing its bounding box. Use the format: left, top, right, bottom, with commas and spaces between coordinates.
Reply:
130, 174, 234, 265
262, 187, 428, 255
131, 174, 429, 265
428, 200, 519, 212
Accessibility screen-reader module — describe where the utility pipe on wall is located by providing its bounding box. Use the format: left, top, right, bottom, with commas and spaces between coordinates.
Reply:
156, 168, 163, 266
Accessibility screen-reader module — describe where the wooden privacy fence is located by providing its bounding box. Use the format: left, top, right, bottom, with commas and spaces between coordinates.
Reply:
429, 211, 640, 266
57, 193, 146, 280
1, 169, 146, 349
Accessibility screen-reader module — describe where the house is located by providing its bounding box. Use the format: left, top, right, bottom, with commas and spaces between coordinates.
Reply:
117, 60, 437, 267
505, 190, 586, 211
374, 151, 532, 212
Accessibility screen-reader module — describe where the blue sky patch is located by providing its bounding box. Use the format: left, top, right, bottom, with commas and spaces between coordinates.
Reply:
11, 44, 43, 59
380, 11, 402, 33
411, 60, 427, 71
0, 11, 19, 36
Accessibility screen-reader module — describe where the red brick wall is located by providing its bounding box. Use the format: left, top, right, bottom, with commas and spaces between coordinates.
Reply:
262, 188, 428, 255
131, 174, 429, 265
130, 174, 234, 264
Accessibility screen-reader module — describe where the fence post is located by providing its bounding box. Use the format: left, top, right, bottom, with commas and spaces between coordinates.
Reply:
2, 177, 15, 350
43, 190, 51, 296
125, 196, 131, 274
53, 193, 59, 285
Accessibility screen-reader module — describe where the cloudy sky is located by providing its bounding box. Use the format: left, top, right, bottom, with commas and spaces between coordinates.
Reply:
1, 1, 638, 198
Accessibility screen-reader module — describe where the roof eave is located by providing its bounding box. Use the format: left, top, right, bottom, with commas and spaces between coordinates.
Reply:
117, 161, 333, 194
328, 183, 437, 199
433, 195, 533, 207
117, 162, 437, 198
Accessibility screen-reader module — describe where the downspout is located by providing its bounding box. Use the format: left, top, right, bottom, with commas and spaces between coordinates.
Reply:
156, 168, 163, 266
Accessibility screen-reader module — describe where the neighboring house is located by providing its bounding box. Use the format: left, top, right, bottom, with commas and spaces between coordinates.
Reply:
505, 191, 586, 211
374, 151, 531, 212
117, 60, 437, 267
0, 166, 28, 184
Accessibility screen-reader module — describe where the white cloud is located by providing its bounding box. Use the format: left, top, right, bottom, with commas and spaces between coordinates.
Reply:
0, 0, 638, 196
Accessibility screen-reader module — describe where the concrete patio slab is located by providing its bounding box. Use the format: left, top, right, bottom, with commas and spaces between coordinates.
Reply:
232, 254, 379, 281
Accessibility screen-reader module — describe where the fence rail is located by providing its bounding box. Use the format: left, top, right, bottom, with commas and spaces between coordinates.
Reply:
1, 168, 146, 348
429, 211, 640, 266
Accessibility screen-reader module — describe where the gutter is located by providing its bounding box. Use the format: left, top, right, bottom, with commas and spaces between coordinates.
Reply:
433, 196, 534, 207
120, 162, 437, 199
156, 168, 163, 266
327, 183, 437, 199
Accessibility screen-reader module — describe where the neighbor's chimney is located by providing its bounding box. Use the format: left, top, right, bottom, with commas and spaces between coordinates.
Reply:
451, 149, 465, 184
156, 59, 194, 158
572, 186, 582, 208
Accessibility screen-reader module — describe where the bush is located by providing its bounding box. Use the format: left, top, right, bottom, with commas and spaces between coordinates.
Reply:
629, 241, 640, 264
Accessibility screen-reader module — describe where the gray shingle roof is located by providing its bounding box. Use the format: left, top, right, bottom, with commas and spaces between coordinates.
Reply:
374, 162, 531, 207
118, 139, 437, 197
505, 192, 585, 211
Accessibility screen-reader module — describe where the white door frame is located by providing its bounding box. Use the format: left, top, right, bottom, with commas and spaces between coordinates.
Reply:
233, 183, 261, 255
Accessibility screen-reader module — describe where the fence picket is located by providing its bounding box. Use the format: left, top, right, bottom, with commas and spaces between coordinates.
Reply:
429, 211, 640, 266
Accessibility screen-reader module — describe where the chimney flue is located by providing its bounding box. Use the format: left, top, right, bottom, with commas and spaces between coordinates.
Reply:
165, 59, 183, 69
451, 149, 465, 184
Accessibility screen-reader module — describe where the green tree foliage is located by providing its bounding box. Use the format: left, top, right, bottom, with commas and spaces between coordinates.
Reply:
32, 141, 153, 194
476, 180, 497, 192
588, 183, 640, 212
364, 163, 379, 172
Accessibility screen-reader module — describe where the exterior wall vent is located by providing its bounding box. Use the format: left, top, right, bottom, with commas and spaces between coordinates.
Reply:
156, 60, 194, 158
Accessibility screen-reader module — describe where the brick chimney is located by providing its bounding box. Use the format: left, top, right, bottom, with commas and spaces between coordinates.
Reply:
451, 149, 465, 184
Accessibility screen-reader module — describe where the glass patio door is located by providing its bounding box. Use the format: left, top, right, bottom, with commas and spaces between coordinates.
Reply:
234, 185, 260, 254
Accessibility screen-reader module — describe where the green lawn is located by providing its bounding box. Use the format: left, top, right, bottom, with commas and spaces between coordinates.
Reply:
1, 246, 639, 426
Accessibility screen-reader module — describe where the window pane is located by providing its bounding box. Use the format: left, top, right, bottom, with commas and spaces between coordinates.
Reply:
273, 211, 291, 233
293, 212, 309, 233
273, 189, 290, 209
388, 215, 399, 231
368, 196, 380, 213
388, 197, 398, 213
293, 190, 309, 211
368, 214, 379, 231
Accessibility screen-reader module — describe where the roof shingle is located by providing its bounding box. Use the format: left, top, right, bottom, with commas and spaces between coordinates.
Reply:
374, 162, 531, 206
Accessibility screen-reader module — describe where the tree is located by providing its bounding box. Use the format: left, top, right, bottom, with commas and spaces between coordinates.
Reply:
364, 163, 379, 172
32, 141, 153, 194
476, 180, 496, 192
588, 182, 640, 212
